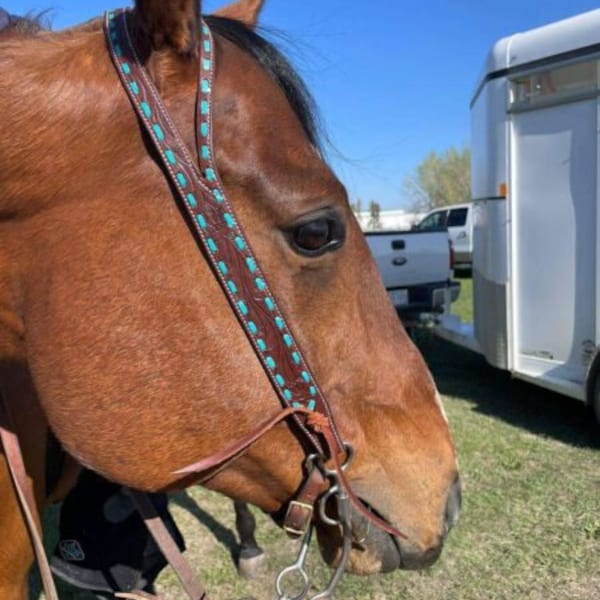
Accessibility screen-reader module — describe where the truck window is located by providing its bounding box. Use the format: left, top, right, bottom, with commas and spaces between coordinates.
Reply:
447, 208, 468, 227
417, 210, 446, 230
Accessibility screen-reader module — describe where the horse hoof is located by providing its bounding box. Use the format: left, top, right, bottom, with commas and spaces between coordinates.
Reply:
237, 551, 266, 579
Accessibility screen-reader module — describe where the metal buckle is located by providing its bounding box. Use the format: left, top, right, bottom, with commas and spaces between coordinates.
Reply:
283, 500, 314, 537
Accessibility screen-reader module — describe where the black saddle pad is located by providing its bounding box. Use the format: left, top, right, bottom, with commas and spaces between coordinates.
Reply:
51, 470, 185, 594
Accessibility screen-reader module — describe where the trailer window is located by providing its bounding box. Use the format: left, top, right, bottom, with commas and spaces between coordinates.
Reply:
510, 60, 598, 110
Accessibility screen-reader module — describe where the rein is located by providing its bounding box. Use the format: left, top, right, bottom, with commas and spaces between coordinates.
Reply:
0, 9, 407, 600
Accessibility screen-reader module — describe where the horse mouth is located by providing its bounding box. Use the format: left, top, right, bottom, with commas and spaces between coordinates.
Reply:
316, 500, 444, 574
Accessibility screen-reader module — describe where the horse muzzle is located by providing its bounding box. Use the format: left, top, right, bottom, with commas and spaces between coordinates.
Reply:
317, 475, 462, 574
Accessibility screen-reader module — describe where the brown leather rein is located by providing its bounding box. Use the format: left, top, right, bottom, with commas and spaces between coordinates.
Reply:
0, 9, 407, 600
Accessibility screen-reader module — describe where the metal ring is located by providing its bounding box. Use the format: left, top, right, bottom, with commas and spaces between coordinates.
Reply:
318, 486, 341, 527
275, 564, 310, 600
340, 442, 354, 470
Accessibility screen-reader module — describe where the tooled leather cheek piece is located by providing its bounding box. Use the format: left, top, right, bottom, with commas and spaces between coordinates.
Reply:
104, 8, 407, 542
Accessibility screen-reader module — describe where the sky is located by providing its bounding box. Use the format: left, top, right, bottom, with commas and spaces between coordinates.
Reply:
3, 0, 600, 209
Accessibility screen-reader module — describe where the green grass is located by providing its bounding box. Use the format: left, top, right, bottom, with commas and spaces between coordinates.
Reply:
451, 273, 473, 322
34, 278, 600, 599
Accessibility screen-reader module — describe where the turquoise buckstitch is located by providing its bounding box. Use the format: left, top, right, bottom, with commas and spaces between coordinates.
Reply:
235, 237, 246, 251
248, 321, 258, 335
275, 374, 285, 387
227, 281, 238, 294
257, 339, 267, 351
152, 123, 165, 141
187, 193, 198, 208
141, 102, 152, 118
203, 40, 211, 53
309, 386, 317, 396
292, 402, 302, 409
308, 400, 316, 411
275, 317, 284, 330
283, 334, 293, 348
202, 58, 211, 71
200, 122, 209, 137
195, 214, 206, 228
201, 145, 210, 160
114, 45, 123, 58
265, 298, 275, 311
218, 261, 228, 275
255, 278, 266, 291
292, 352, 301, 365
200, 100, 209, 115
224, 213, 235, 228
165, 149, 176, 165
212, 189, 224, 203
301, 371, 311, 383
246, 258, 257, 273
129, 80, 139, 95
265, 357, 276, 370
121, 62, 131, 75
284, 389, 293, 401
205, 168, 216, 182
207, 238, 218, 253
201, 79, 210, 93
176, 173, 187, 187
238, 300, 249, 316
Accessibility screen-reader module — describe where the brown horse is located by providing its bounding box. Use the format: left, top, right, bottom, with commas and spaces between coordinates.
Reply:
0, 1, 460, 598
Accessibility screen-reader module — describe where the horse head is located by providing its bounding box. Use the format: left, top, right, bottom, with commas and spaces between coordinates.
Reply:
0, 0, 459, 581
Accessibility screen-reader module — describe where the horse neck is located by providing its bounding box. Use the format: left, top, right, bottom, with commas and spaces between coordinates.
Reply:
0, 23, 116, 364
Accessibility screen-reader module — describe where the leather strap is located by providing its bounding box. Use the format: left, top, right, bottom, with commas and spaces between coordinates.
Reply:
104, 8, 343, 457
282, 466, 326, 538
0, 395, 60, 600
174, 406, 316, 476
116, 592, 164, 600
129, 491, 208, 600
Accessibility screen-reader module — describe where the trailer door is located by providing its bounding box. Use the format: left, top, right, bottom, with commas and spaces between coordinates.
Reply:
511, 97, 597, 389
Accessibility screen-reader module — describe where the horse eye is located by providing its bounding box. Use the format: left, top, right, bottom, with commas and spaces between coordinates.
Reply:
290, 215, 345, 257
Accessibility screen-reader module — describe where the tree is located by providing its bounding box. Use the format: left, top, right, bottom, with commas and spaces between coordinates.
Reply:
403, 146, 471, 212
349, 198, 363, 215
367, 200, 382, 230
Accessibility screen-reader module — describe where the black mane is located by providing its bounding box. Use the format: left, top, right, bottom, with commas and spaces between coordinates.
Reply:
205, 16, 322, 151
0, 8, 45, 35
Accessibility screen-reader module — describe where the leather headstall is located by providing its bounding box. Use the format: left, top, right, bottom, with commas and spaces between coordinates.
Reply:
0, 9, 410, 600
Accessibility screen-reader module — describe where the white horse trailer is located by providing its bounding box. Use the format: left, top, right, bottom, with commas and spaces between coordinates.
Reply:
436, 9, 600, 421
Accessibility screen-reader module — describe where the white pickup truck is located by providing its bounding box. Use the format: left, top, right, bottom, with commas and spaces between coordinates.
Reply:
365, 230, 460, 324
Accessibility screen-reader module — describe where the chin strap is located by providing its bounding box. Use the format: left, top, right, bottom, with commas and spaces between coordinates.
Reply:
175, 409, 407, 542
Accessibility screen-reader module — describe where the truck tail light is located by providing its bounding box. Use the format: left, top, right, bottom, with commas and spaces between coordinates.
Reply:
449, 239, 455, 271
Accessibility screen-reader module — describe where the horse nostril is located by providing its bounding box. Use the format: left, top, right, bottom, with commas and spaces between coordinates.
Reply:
444, 476, 462, 533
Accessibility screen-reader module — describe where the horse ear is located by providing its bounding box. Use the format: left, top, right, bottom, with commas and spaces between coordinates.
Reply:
214, 0, 265, 28
135, 0, 202, 56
